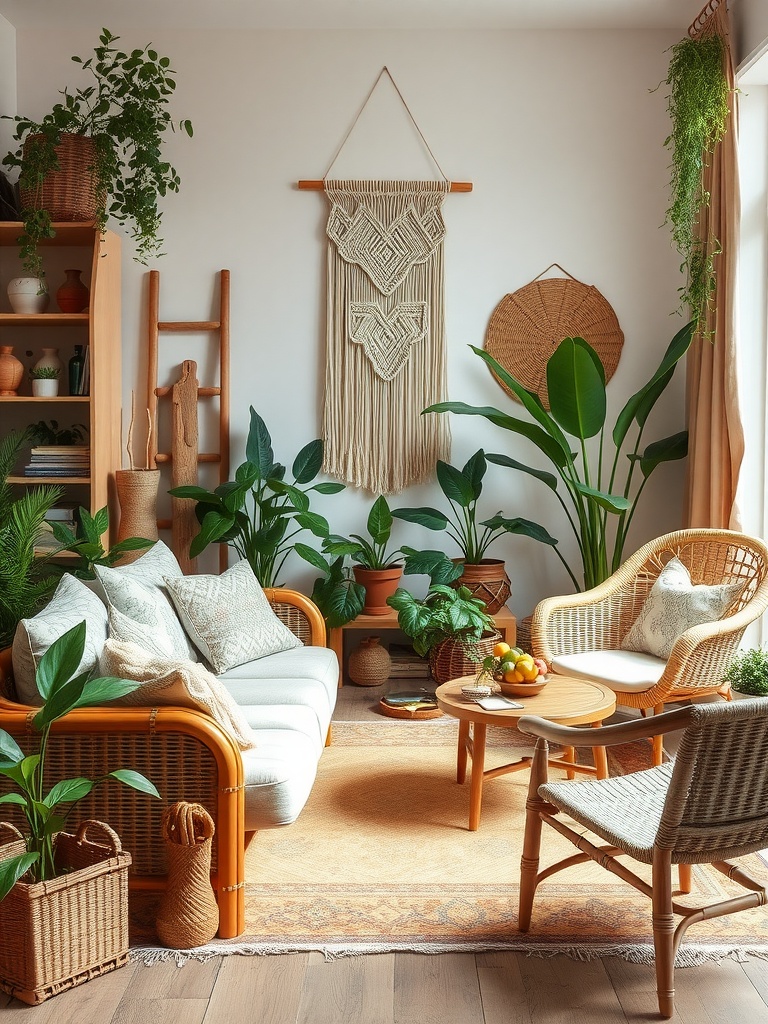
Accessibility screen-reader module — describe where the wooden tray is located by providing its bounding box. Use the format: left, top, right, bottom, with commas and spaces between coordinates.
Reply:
378, 699, 444, 720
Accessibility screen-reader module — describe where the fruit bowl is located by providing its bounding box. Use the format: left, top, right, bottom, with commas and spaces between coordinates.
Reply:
478, 642, 549, 698
498, 677, 548, 698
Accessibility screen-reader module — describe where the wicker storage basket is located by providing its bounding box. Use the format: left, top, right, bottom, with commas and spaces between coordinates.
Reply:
0, 820, 131, 1005
429, 630, 501, 685
19, 133, 101, 221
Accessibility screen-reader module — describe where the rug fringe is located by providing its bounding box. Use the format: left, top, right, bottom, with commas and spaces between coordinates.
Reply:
130, 942, 768, 968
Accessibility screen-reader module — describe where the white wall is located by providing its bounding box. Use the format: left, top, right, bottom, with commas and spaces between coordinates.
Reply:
0, 14, 15, 156
9, 27, 687, 614
732, 0, 768, 70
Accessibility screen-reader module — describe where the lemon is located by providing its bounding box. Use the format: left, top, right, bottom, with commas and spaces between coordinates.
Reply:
492, 642, 511, 658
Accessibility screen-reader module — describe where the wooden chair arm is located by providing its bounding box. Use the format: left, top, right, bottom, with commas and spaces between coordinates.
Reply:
517, 705, 695, 748
264, 587, 327, 646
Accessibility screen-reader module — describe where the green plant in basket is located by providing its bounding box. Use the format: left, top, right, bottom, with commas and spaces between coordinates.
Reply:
0, 621, 160, 900
724, 647, 768, 697
386, 583, 495, 659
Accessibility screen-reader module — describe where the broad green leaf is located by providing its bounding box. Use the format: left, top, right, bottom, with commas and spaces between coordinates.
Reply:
189, 509, 235, 557
461, 450, 487, 500
547, 337, 606, 440
324, 580, 366, 628
294, 542, 330, 573
294, 511, 330, 538
32, 670, 91, 729
0, 730, 24, 766
485, 453, 558, 490
436, 461, 475, 508
252, 518, 289, 555
401, 548, 463, 584
311, 481, 346, 495
36, 622, 86, 701
50, 520, 77, 544
323, 535, 363, 558
91, 505, 110, 539
75, 675, 143, 708
245, 407, 274, 477
234, 461, 260, 489
168, 484, 221, 502
632, 369, 674, 431
638, 431, 689, 478
0, 793, 26, 806
0, 853, 39, 902
20, 754, 40, 788
391, 506, 449, 531
292, 439, 323, 484
44, 777, 93, 807
271, 482, 310, 513
573, 482, 631, 514
479, 515, 559, 546
109, 769, 160, 799
367, 496, 393, 545
108, 537, 154, 556
79, 506, 102, 544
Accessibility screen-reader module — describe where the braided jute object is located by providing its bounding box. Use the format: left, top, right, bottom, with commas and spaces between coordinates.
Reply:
156, 802, 219, 948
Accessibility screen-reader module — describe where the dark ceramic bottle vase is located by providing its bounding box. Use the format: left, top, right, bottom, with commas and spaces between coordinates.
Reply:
56, 269, 90, 313
68, 345, 85, 395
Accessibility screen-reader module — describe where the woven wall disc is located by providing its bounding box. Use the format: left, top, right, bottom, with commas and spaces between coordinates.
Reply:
484, 277, 624, 409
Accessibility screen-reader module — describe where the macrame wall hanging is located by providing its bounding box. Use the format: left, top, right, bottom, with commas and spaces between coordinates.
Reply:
484, 264, 624, 409
298, 68, 472, 494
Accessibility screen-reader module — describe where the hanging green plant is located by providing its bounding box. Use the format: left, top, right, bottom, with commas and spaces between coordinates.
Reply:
663, 32, 730, 329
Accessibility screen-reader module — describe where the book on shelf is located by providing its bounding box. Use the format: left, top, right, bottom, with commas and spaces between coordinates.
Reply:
388, 642, 432, 678
79, 345, 90, 395
44, 502, 79, 523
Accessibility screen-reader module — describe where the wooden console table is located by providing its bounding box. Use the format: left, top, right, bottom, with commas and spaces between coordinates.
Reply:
329, 606, 516, 687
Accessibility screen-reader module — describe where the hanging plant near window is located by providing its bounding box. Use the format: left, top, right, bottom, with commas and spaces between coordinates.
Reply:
662, 32, 730, 329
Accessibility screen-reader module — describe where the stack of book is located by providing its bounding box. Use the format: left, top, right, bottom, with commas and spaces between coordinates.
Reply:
36, 502, 79, 551
388, 642, 432, 679
24, 445, 91, 478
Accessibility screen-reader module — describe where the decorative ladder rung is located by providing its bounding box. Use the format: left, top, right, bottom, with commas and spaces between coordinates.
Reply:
157, 321, 221, 332
154, 385, 222, 398
154, 453, 222, 464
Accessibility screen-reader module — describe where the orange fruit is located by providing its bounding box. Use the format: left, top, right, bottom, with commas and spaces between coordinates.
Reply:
493, 642, 511, 658
504, 668, 525, 683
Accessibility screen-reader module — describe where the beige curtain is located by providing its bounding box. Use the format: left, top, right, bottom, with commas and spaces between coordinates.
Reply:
684, 3, 744, 529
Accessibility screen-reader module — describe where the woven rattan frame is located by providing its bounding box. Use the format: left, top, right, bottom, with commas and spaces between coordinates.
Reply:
531, 529, 768, 763
484, 276, 624, 408
0, 587, 326, 941
19, 133, 101, 222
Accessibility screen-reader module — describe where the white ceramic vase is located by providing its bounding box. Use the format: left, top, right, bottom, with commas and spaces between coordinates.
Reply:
32, 378, 59, 397
7, 277, 49, 314
33, 347, 63, 376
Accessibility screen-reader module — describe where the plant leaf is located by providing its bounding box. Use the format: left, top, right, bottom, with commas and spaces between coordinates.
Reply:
546, 337, 606, 440
638, 431, 689, 478
108, 769, 160, 798
311, 481, 346, 495
436, 461, 475, 508
294, 542, 330, 574
35, 621, 86, 700
573, 482, 631, 514
294, 511, 330, 538
245, 407, 274, 477
0, 730, 24, 766
291, 439, 323, 484
43, 777, 93, 807
479, 516, 560, 546
0, 793, 26, 806
189, 509, 235, 557
366, 496, 392, 545
75, 675, 143, 708
0, 853, 39, 902
485, 453, 558, 490
461, 450, 487, 500
391, 507, 449, 531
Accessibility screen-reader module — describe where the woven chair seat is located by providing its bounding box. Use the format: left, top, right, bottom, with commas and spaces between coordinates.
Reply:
540, 763, 674, 864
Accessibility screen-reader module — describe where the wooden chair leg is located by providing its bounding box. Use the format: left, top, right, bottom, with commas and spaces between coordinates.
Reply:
519, 737, 549, 932
678, 863, 692, 893
652, 848, 676, 1019
652, 704, 665, 766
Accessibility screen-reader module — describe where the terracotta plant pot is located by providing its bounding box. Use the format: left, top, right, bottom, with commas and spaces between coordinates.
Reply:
352, 565, 404, 615
452, 558, 511, 614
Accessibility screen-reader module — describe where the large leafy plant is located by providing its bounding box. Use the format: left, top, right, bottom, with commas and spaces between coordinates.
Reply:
0, 621, 159, 900
322, 495, 407, 570
392, 449, 560, 566
386, 583, 495, 658
0, 429, 63, 649
48, 505, 155, 579
426, 322, 695, 591
169, 407, 344, 587
3, 28, 193, 279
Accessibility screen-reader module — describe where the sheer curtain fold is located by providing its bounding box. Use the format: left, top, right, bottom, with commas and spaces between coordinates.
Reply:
684, 3, 744, 530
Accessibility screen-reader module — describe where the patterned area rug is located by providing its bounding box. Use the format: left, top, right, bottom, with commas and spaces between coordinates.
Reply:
132, 718, 768, 964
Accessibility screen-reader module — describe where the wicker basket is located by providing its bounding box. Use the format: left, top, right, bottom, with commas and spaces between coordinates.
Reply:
0, 820, 131, 1005
429, 630, 502, 685
18, 133, 101, 221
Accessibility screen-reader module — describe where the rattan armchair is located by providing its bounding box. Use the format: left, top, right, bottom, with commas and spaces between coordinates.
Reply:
531, 529, 768, 765
517, 701, 768, 1018
0, 587, 326, 940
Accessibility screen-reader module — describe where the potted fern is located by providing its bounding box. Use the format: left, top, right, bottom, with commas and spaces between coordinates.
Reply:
3, 28, 193, 280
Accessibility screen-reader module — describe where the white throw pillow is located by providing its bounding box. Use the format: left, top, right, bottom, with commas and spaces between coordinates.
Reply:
164, 559, 302, 675
12, 573, 109, 705
621, 556, 743, 660
99, 639, 257, 750
94, 540, 197, 662
107, 605, 179, 660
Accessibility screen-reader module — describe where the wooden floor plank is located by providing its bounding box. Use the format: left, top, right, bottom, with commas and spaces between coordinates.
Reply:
0, 964, 137, 1023
113, 998, 209, 1024
122, 958, 221, 1000
296, 953, 394, 1024
394, 953, 483, 1024
742, 954, 768, 1004
476, 953, 532, 1024
516, 953, 629, 1023
202, 953, 309, 1024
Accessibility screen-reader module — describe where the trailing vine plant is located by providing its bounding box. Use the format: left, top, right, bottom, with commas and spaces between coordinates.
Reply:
662, 32, 730, 330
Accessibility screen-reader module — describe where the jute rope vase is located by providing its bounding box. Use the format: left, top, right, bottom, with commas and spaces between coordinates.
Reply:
115, 469, 159, 562
156, 802, 219, 949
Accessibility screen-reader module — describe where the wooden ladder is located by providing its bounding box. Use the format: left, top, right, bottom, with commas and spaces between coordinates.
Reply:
146, 269, 230, 573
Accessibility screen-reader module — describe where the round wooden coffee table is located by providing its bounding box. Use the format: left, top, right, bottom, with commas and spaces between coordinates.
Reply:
435, 675, 616, 831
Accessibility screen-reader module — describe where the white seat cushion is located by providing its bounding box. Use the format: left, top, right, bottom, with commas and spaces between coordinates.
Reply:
241, 730, 319, 830
552, 649, 666, 693
219, 647, 339, 711
237, 703, 326, 754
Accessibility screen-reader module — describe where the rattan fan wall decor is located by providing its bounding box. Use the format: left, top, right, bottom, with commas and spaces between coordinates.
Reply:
484, 267, 624, 409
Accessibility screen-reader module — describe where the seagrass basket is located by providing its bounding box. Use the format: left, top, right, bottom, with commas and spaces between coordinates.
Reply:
429, 630, 501, 685
0, 820, 131, 1005
18, 133, 101, 221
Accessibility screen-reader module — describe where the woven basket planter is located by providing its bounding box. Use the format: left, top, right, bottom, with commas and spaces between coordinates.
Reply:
0, 820, 131, 1005
452, 559, 511, 614
429, 629, 501, 685
348, 636, 392, 687
19, 133, 102, 222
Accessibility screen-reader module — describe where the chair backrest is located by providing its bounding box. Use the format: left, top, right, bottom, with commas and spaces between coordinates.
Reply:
656, 699, 768, 859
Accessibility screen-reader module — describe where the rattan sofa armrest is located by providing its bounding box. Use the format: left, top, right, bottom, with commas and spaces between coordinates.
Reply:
517, 705, 695, 747
264, 587, 327, 646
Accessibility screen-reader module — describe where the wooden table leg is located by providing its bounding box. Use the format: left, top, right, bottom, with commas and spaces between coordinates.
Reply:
591, 721, 608, 779
468, 722, 487, 832
457, 718, 470, 784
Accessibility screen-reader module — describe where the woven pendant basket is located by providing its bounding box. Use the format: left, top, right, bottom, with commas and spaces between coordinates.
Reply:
429, 630, 501, 685
452, 559, 511, 614
156, 802, 219, 949
348, 636, 392, 687
19, 133, 101, 221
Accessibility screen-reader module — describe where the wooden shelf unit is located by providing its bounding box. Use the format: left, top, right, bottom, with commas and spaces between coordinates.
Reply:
0, 223, 122, 527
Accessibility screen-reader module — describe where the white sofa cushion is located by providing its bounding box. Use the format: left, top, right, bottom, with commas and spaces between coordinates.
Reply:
620, 556, 743, 660
164, 560, 302, 674
552, 649, 667, 694
242, 730, 319, 830
12, 573, 109, 705
219, 647, 338, 710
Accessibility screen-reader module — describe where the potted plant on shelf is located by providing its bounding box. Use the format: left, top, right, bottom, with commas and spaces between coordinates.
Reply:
29, 364, 60, 397
392, 449, 559, 612
724, 647, 768, 698
0, 620, 160, 1004
386, 583, 499, 684
425, 321, 695, 592
168, 407, 344, 587
2, 28, 193, 281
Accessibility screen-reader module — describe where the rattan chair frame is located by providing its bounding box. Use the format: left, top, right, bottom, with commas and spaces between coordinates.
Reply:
531, 529, 768, 763
517, 702, 768, 1018
0, 587, 327, 940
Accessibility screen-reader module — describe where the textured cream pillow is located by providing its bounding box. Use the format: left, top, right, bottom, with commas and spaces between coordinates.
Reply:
164, 559, 302, 674
99, 639, 257, 750
12, 573, 109, 706
621, 557, 743, 660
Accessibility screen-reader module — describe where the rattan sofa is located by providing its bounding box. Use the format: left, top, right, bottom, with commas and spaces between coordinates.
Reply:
0, 587, 330, 940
